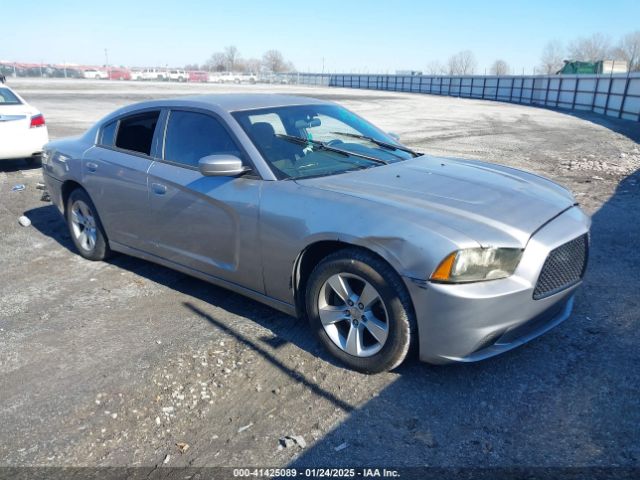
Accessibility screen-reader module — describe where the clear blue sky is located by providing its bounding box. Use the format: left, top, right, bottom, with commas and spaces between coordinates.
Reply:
2, 0, 639, 73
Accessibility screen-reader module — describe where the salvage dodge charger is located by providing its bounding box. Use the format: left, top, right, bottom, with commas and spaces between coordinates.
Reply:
42, 94, 590, 372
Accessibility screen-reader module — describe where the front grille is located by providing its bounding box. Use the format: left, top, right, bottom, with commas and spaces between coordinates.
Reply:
533, 234, 588, 300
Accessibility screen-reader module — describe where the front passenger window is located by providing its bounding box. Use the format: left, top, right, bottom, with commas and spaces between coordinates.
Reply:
164, 110, 242, 168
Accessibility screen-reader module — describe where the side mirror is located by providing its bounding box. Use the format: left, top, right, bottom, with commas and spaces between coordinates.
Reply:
388, 132, 401, 141
198, 154, 248, 177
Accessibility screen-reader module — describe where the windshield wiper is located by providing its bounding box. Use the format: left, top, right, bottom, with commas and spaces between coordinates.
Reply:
275, 134, 388, 165
330, 131, 421, 157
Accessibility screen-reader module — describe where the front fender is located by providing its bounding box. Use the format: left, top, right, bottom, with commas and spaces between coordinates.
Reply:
259, 181, 469, 305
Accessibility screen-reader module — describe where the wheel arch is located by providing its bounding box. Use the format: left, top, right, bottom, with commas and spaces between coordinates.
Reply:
60, 180, 85, 214
60, 181, 110, 242
292, 238, 412, 319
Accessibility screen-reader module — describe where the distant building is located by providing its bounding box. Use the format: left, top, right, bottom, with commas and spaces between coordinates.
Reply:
557, 60, 628, 75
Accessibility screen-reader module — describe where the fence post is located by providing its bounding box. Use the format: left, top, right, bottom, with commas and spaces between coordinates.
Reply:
518, 77, 524, 103
591, 76, 600, 113
557, 77, 563, 107
544, 76, 550, 107
604, 75, 614, 116
618, 74, 631, 119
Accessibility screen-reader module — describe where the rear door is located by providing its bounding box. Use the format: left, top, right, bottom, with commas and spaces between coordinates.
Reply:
147, 108, 263, 291
82, 109, 162, 250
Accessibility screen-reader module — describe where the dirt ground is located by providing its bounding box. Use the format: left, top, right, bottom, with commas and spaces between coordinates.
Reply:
1, 79, 639, 471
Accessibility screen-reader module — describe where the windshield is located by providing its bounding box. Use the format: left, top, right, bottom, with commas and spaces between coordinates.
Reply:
232, 104, 414, 179
0, 88, 22, 105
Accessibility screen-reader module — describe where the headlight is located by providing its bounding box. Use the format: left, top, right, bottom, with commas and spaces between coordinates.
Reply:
430, 247, 522, 283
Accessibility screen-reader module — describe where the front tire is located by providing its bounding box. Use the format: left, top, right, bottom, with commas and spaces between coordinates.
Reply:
306, 248, 416, 373
66, 189, 111, 261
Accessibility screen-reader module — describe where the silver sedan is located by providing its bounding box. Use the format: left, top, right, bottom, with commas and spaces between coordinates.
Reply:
42, 94, 590, 373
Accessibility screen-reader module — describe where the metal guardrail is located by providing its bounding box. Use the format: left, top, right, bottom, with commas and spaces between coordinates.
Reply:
281, 72, 640, 122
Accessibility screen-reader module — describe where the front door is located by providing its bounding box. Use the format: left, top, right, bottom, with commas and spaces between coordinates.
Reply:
147, 109, 263, 292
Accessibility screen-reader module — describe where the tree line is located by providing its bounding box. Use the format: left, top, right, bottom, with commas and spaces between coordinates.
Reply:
539, 31, 640, 74
185, 46, 295, 73
190, 32, 639, 76
424, 30, 640, 76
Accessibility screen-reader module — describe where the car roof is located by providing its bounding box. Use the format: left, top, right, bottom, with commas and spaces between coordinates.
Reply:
116, 94, 330, 115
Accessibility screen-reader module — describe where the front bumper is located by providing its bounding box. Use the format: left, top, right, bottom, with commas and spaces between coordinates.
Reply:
42, 171, 64, 214
408, 206, 590, 364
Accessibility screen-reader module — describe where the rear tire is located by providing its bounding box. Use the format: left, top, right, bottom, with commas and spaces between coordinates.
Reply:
306, 248, 417, 373
66, 188, 111, 261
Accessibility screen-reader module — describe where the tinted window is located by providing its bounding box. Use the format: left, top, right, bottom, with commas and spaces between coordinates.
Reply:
100, 121, 117, 146
164, 110, 241, 168
115, 111, 160, 156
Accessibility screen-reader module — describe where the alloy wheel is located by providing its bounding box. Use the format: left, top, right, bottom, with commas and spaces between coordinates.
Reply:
318, 273, 389, 357
70, 200, 98, 252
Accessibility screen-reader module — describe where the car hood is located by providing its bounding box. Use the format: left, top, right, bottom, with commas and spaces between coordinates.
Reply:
296, 155, 577, 247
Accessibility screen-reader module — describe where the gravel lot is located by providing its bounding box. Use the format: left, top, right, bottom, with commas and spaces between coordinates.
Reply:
1, 79, 639, 470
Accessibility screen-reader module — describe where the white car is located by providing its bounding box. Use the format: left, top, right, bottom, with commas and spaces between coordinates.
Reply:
141, 68, 168, 81
211, 71, 241, 83
168, 69, 187, 82
0, 85, 49, 165
83, 69, 108, 80
240, 72, 257, 84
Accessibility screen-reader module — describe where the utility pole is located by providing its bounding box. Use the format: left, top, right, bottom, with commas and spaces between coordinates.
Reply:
104, 48, 109, 71
322, 57, 325, 75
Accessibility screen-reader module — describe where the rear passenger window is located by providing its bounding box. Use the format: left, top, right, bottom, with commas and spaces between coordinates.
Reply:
115, 111, 160, 156
100, 121, 117, 146
164, 110, 241, 168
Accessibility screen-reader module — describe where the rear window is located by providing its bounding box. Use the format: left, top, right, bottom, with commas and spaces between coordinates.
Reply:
115, 111, 160, 156
0, 88, 22, 105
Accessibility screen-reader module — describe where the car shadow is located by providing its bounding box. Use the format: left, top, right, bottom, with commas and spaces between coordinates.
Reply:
551, 109, 640, 143
0, 159, 41, 173
287, 168, 640, 470
25, 203, 370, 388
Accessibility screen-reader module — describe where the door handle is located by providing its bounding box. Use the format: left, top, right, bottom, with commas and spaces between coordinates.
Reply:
86, 161, 98, 172
151, 183, 167, 195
